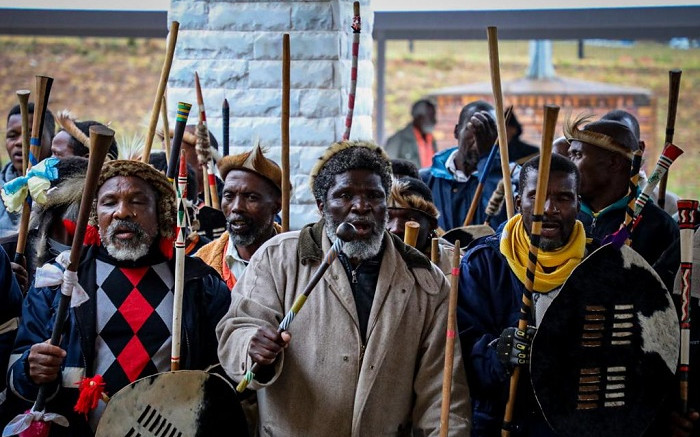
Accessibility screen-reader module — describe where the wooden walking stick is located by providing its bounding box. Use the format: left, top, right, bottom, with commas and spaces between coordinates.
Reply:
487, 26, 514, 219
657, 69, 681, 210
281, 34, 291, 232
403, 220, 420, 247
142, 21, 179, 163
194, 71, 220, 209
3, 126, 113, 437
342, 1, 361, 141
501, 104, 559, 437
236, 223, 357, 392
13, 90, 31, 270
222, 98, 230, 157
677, 199, 697, 415
431, 237, 440, 264
161, 93, 171, 162
439, 239, 461, 437
166, 102, 193, 182
620, 148, 643, 246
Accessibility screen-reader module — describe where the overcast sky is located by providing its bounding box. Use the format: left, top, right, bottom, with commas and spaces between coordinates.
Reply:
0, 0, 698, 10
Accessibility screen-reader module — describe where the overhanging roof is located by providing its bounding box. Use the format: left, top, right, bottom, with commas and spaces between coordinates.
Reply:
1, 6, 700, 39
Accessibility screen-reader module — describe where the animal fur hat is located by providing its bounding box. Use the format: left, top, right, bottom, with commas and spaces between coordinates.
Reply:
88, 160, 176, 239
564, 114, 637, 159
388, 176, 439, 224
217, 143, 283, 191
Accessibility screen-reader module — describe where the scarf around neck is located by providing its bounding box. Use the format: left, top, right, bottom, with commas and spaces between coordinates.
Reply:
500, 214, 586, 293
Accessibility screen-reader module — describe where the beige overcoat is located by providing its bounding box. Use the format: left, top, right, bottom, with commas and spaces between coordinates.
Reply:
217, 220, 471, 436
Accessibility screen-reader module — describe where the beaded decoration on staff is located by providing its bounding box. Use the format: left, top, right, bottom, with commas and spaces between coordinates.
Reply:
342, 2, 361, 141
171, 151, 189, 371
677, 199, 697, 414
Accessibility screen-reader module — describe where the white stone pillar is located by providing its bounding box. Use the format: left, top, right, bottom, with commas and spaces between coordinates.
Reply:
168, 0, 374, 229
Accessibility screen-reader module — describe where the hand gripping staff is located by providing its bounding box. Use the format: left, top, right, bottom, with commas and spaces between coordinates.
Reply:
3, 126, 114, 437
677, 199, 697, 414
501, 105, 559, 437
236, 222, 357, 392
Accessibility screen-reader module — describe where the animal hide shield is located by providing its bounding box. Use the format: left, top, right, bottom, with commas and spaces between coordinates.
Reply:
530, 243, 679, 437
95, 370, 248, 437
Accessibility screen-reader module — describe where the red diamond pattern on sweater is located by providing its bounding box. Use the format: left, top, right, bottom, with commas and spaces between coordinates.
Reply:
120, 266, 148, 287
116, 336, 150, 382
118, 288, 154, 333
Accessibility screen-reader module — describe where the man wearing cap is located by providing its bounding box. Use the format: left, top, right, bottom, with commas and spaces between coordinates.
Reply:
195, 145, 283, 290
565, 116, 678, 265
217, 141, 470, 436
386, 175, 457, 275
8, 160, 231, 434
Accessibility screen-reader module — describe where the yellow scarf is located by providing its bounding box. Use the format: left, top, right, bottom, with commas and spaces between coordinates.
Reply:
499, 214, 586, 293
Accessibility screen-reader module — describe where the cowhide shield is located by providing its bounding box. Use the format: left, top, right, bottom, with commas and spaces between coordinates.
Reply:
95, 370, 248, 437
530, 243, 679, 437
442, 224, 494, 248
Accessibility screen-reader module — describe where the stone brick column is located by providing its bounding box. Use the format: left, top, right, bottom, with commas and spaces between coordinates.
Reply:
167, 0, 374, 229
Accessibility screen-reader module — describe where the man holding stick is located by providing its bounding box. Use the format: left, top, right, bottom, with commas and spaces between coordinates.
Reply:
420, 100, 508, 231
195, 144, 283, 290
217, 141, 470, 436
8, 160, 231, 434
566, 116, 678, 265
457, 154, 585, 436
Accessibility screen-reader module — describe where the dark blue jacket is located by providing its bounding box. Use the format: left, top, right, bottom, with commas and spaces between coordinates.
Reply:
420, 147, 509, 231
457, 233, 555, 437
578, 197, 678, 266
0, 245, 22, 393
7, 245, 231, 437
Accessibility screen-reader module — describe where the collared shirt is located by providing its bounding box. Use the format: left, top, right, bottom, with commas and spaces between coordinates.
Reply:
444, 149, 473, 183
0, 163, 20, 238
224, 237, 250, 282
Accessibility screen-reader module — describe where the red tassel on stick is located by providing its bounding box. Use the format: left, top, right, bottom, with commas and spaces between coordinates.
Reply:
74, 375, 106, 417
83, 225, 101, 246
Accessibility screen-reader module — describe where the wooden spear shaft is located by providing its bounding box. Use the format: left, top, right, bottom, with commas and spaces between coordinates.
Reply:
487, 26, 514, 219
281, 34, 291, 232
440, 239, 461, 437
657, 69, 681, 210
143, 21, 179, 162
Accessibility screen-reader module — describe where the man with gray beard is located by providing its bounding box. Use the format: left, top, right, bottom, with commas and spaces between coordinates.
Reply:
8, 160, 231, 435
195, 144, 282, 290
217, 141, 471, 436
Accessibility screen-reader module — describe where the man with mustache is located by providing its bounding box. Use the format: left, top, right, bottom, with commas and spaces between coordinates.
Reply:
8, 160, 231, 434
457, 154, 586, 436
217, 141, 471, 436
195, 144, 282, 290
420, 100, 509, 231
566, 116, 678, 266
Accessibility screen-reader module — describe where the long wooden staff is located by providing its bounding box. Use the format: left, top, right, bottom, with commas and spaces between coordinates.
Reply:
502, 104, 558, 437
342, 1, 361, 141
194, 71, 220, 209
5, 126, 113, 437
172, 150, 188, 371
281, 34, 291, 232
657, 69, 681, 210
677, 199, 697, 414
142, 21, 179, 162
13, 90, 31, 269
431, 237, 440, 264
621, 148, 643, 246
161, 93, 171, 162
404, 221, 420, 247
236, 222, 357, 392
439, 239, 461, 437
222, 98, 230, 157
487, 26, 514, 219
166, 102, 192, 182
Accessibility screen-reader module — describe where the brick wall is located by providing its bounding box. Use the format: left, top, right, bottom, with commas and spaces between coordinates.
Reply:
168, 0, 374, 229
